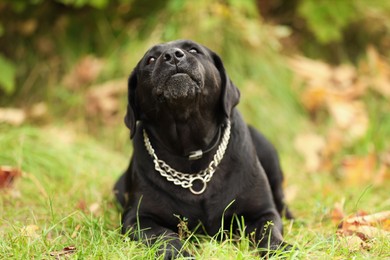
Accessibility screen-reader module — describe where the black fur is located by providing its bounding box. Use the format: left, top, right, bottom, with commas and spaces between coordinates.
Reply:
115, 40, 293, 259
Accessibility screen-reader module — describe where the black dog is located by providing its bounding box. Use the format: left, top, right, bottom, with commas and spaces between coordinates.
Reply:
114, 39, 293, 259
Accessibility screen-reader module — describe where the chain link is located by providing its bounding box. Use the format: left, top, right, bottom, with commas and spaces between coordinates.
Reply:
143, 120, 231, 195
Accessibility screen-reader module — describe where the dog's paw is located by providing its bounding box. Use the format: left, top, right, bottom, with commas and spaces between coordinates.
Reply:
258, 240, 297, 258
157, 240, 193, 260
162, 249, 193, 260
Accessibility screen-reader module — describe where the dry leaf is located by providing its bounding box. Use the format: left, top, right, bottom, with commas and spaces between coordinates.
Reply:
289, 55, 369, 148
331, 200, 346, 226
294, 133, 326, 172
0, 108, 26, 126
344, 211, 390, 227
338, 234, 371, 251
50, 246, 77, 258
0, 166, 22, 189
336, 210, 390, 251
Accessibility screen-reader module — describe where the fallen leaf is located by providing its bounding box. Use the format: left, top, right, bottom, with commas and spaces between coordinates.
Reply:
338, 233, 372, 251
344, 211, 390, 227
0, 166, 22, 189
0, 108, 26, 126
50, 246, 77, 258
331, 200, 346, 226
289, 55, 369, 148
336, 210, 390, 251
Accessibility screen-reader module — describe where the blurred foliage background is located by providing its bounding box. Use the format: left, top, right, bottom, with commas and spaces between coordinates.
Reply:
1, 0, 390, 167
1, 1, 390, 256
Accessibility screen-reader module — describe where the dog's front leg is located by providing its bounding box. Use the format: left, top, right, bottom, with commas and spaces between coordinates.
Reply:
122, 214, 192, 259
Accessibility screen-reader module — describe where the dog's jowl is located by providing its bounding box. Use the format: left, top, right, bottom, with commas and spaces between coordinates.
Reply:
114, 39, 293, 259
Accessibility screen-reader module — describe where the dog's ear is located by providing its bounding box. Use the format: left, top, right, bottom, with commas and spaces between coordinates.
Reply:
211, 51, 240, 118
124, 69, 139, 139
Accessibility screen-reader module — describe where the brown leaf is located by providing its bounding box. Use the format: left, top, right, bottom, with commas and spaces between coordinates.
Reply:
0, 166, 22, 189
289, 56, 363, 97
331, 200, 346, 226
0, 108, 26, 126
338, 233, 372, 251
50, 246, 77, 258
344, 211, 390, 227
336, 210, 390, 251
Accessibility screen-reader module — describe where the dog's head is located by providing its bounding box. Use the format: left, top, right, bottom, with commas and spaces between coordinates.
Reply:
125, 40, 240, 138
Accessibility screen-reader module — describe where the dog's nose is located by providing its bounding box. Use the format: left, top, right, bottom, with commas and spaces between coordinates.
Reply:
163, 48, 185, 65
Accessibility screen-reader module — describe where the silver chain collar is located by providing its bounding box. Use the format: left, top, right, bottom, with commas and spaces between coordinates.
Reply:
143, 120, 231, 195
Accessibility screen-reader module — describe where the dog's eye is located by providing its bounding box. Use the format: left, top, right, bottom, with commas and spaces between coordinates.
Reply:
188, 48, 199, 54
147, 57, 156, 65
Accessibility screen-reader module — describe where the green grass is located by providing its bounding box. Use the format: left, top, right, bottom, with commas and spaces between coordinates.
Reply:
1, 124, 389, 259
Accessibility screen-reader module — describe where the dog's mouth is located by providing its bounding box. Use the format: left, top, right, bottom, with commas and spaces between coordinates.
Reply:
156, 73, 201, 102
